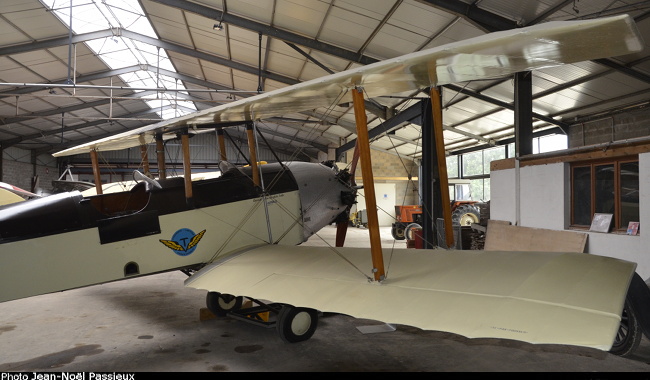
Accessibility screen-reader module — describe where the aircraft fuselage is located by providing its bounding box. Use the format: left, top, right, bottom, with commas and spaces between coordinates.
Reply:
0, 161, 354, 303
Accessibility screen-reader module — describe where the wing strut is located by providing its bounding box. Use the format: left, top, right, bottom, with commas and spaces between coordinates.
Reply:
180, 128, 193, 206
430, 87, 454, 248
245, 122, 261, 187
155, 133, 166, 180
217, 127, 228, 161
352, 87, 385, 281
138, 134, 151, 178
90, 149, 103, 195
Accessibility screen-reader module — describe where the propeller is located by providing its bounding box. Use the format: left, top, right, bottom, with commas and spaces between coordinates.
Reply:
335, 143, 360, 247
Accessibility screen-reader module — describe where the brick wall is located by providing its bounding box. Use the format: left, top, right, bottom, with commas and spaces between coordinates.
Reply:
2, 147, 59, 195
347, 149, 420, 206
569, 107, 650, 148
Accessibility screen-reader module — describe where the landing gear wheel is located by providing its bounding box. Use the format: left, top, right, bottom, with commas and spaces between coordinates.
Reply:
451, 204, 480, 226
610, 299, 642, 357
206, 292, 243, 317
276, 305, 318, 343
391, 225, 406, 240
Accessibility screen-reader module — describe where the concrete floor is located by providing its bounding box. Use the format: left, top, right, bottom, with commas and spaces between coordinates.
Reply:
1, 225, 650, 372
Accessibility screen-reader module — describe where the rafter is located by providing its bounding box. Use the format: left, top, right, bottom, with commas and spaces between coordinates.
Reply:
149, 0, 378, 65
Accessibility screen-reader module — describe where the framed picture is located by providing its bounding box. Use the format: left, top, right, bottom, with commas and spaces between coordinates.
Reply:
590, 213, 613, 233
627, 222, 640, 236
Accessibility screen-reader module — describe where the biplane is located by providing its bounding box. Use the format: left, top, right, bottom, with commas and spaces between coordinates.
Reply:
1, 14, 648, 356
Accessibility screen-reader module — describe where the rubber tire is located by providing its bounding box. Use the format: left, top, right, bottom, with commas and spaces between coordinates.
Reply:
610, 299, 642, 357
404, 223, 422, 241
392, 225, 406, 240
276, 306, 318, 343
451, 204, 480, 226
206, 292, 243, 317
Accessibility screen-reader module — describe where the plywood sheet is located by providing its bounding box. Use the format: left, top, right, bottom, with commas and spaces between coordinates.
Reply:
484, 220, 588, 253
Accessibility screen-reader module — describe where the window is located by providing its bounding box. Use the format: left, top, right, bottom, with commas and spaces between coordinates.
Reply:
446, 155, 458, 178
571, 157, 639, 231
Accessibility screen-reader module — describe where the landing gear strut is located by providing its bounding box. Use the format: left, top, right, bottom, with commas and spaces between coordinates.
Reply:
206, 292, 243, 317
206, 292, 319, 343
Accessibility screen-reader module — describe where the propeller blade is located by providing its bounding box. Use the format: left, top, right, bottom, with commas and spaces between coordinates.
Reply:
335, 144, 360, 247
335, 216, 349, 247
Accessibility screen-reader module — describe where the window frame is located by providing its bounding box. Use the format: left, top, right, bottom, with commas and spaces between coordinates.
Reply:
570, 156, 639, 231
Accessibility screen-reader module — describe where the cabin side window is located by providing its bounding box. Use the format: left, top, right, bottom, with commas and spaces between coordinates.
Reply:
570, 157, 639, 231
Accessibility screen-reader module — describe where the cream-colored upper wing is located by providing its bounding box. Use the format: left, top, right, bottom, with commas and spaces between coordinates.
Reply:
185, 244, 636, 351
53, 15, 643, 157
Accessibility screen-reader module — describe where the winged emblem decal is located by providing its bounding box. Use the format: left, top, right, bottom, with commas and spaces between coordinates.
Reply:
160, 228, 206, 256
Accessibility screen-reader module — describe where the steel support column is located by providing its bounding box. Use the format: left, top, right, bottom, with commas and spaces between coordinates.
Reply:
420, 99, 439, 249
515, 71, 533, 157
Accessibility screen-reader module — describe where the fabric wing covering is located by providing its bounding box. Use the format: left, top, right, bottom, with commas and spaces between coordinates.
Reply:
52, 15, 643, 157
185, 245, 636, 351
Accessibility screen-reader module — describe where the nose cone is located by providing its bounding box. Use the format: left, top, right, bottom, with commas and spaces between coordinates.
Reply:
285, 161, 355, 241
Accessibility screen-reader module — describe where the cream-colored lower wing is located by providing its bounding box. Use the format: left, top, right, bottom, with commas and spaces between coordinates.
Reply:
185, 245, 636, 350
0, 188, 25, 205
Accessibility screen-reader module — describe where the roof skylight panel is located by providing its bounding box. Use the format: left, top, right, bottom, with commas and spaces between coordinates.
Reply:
42, 0, 197, 118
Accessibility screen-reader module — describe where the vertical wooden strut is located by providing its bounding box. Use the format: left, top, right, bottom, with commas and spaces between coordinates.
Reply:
352, 87, 385, 281
155, 133, 166, 180
90, 149, 102, 195
430, 87, 454, 248
217, 127, 228, 161
138, 134, 151, 178
245, 122, 261, 187
179, 129, 193, 206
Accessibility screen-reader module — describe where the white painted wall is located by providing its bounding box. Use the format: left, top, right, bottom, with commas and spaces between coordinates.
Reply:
520, 163, 567, 229
491, 154, 650, 281
356, 183, 397, 227
489, 168, 516, 223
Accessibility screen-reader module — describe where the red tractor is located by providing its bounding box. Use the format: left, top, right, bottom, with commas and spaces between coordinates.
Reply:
391, 180, 481, 240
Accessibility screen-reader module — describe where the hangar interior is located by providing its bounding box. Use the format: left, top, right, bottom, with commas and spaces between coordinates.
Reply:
2, 0, 650, 270
2, 0, 650, 372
